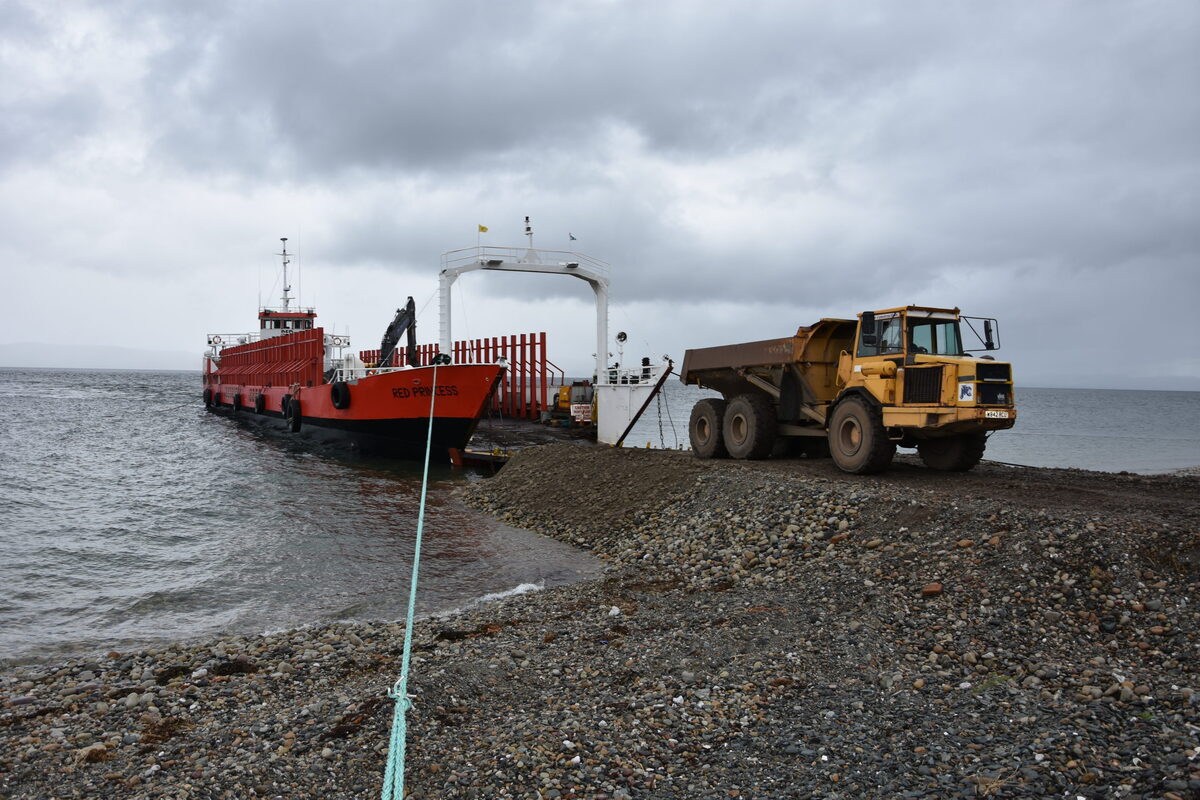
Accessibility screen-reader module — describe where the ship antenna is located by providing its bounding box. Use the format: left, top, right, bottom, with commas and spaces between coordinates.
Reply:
279, 237, 291, 312
524, 215, 533, 249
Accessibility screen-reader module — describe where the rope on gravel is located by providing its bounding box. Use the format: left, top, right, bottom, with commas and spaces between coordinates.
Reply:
381, 362, 439, 800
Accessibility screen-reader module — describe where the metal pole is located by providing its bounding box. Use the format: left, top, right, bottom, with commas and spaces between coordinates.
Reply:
613, 361, 675, 448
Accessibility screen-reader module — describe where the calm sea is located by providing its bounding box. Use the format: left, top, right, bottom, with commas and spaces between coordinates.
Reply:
0, 368, 601, 664
1, 368, 1196, 663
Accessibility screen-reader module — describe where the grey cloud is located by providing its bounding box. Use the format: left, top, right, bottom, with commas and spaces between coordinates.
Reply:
1, 0, 1197, 391
142, 1, 949, 175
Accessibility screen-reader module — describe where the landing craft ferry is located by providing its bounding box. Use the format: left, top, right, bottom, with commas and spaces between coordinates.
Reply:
202, 239, 504, 456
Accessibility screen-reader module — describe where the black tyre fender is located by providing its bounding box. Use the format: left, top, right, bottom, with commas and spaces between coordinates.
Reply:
828, 395, 895, 474
232, 393, 241, 412
330, 381, 351, 410
918, 432, 987, 472
284, 396, 302, 432
284, 397, 301, 432
254, 393, 265, 414
203, 387, 213, 407
689, 397, 728, 458
722, 393, 777, 460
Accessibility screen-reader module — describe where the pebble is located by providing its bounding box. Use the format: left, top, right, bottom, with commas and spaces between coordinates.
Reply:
1, 444, 1195, 800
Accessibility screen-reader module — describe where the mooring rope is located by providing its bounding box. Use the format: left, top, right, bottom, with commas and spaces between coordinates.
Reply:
381, 362, 439, 800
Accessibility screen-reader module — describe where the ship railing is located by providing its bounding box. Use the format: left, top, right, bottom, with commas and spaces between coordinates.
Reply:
206, 333, 260, 348
206, 332, 352, 352
333, 359, 506, 383
333, 366, 407, 382
599, 361, 668, 387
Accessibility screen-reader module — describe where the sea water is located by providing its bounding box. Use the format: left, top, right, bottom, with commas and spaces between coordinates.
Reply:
0, 368, 601, 663
1, 368, 1196, 663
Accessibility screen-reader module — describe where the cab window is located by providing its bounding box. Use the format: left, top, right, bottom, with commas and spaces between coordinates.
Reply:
857, 313, 903, 356
908, 320, 963, 355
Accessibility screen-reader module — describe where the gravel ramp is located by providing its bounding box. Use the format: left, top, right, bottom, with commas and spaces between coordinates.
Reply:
2, 444, 1197, 799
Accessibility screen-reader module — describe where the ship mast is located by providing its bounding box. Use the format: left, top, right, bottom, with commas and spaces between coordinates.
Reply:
278, 237, 292, 312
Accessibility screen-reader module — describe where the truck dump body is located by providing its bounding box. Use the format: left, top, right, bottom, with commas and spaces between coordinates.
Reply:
680, 319, 855, 402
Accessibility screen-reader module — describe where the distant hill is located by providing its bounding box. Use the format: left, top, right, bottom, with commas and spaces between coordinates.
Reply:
0, 342, 200, 372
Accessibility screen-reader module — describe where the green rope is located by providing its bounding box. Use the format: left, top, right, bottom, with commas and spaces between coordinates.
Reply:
381, 362, 439, 800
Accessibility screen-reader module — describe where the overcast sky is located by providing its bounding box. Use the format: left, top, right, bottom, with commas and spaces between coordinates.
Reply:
1, 0, 1197, 388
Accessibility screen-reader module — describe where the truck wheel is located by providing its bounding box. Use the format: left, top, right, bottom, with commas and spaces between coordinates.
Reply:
722, 394, 776, 460
917, 433, 986, 471
829, 396, 895, 474
689, 398, 728, 458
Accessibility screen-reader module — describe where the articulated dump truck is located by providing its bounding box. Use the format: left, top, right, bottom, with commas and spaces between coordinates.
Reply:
680, 306, 1016, 474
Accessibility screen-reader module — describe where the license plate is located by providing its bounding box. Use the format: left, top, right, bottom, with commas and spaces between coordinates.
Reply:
985, 410, 1010, 419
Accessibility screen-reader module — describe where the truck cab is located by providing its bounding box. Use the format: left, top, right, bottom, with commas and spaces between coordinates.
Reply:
831, 306, 1016, 471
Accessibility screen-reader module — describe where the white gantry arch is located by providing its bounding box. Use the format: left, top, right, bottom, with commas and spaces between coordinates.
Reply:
438, 245, 610, 379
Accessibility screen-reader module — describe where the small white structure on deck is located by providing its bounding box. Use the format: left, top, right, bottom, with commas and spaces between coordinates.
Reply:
438, 229, 667, 445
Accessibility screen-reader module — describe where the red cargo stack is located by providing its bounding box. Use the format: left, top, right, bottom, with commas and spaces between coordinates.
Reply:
216, 328, 325, 388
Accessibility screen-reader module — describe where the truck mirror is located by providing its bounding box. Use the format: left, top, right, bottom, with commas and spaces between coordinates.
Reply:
984, 319, 995, 350
860, 311, 877, 348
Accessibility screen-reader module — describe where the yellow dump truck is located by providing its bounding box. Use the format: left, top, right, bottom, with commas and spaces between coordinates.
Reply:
679, 306, 1016, 473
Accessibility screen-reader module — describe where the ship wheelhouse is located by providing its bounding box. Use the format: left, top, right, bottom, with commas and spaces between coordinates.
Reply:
258, 308, 318, 339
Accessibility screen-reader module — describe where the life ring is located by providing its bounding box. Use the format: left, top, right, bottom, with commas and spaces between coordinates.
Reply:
211, 335, 223, 345
254, 393, 265, 414
203, 387, 213, 407
330, 381, 351, 410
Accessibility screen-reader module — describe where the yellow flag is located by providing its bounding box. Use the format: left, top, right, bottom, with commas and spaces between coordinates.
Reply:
478, 224, 488, 233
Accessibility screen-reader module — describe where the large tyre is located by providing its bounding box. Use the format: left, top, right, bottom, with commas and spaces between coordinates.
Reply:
689, 398, 728, 458
254, 393, 265, 414
722, 393, 777, 460
828, 396, 895, 474
330, 381, 351, 410
284, 395, 301, 432
918, 432, 986, 472
203, 387, 213, 407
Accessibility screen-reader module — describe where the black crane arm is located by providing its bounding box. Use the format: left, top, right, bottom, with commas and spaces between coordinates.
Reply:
378, 296, 418, 367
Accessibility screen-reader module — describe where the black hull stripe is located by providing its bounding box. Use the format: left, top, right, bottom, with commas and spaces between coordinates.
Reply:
207, 406, 481, 455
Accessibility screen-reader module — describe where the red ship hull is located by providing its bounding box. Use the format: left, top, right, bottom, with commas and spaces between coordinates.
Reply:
205, 365, 502, 455
203, 334, 503, 456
